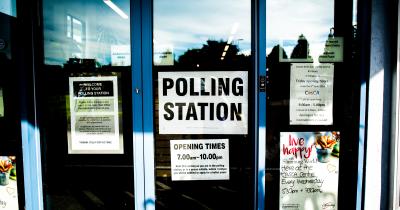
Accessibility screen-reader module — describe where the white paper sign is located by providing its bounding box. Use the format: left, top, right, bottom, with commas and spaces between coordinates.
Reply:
0, 88, 4, 117
111, 45, 131, 66
170, 139, 229, 181
280, 132, 340, 210
158, 71, 248, 134
318, 37, 344, 63
290, 64, 334, 125
68, 76, 123, 154
154, 44, 174, 66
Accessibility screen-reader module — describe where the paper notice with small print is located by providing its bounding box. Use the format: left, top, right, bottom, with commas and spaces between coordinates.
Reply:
290, 63, 334, 125
68, 76, 123, 154
170, 139, 229, 181
279, 132, 340, 210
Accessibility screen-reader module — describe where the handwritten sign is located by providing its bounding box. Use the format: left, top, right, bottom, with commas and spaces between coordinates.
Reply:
280, 132, 340, 210
68, 76, 123, 154
158, 71, 248, 134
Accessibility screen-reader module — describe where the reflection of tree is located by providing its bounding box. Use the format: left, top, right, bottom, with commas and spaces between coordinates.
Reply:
267, 45, 290, 101
176, 40, 250, 71
290, 34, 312, 61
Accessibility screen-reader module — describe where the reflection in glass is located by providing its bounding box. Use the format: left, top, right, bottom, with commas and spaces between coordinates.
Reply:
43, 0, 130, 66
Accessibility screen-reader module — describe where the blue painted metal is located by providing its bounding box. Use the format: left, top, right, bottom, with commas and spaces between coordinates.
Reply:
356, 82, 366, 210
21, 120, 44, 210
252, 0, 266, 209
131, 0, 146, 210
141, 0, 156, 209
255, 0, 266, 209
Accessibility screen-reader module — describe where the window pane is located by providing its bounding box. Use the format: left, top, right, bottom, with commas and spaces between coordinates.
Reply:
41, 0, 133, 209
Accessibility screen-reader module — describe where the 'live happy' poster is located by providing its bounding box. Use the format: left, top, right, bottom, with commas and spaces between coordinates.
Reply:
279, 132, 340, 210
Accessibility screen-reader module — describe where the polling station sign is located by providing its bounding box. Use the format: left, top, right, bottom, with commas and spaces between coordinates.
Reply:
158, 71, 248, 134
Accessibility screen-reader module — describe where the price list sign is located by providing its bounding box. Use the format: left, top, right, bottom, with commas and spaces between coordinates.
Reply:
170, 139, 229, 181
279, 132, 340, 210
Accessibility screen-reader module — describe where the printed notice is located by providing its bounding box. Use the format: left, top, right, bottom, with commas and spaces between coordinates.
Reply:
170, 139, 229, 181
111, 45, 131, 66
159, 71, 248, 134
0, 88, 3, 117
0, 156, 18, 210
319, 37, 344, 63
154, 44, 174, 66
290, 63, 334, 125
280, 132, 340, 210
68, 76, 123, 154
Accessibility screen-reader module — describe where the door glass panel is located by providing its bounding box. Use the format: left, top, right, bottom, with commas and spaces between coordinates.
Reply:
153, 0, 253, 209
265, 0, 360, 209
41, 0, 133, 209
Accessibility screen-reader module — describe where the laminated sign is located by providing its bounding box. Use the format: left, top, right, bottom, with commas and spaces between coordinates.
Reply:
158, 71, 248, 134
68, 76, 123, 154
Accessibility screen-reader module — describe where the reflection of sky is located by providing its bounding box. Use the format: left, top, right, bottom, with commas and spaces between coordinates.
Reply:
266, 0, 334, 59
43, 0, 335, 65
0, 0, 16, 17
43, 0, 130, 65
154, 0, 251, 59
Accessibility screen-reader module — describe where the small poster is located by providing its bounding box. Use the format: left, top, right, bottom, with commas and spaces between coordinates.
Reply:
170, 139, 229, 181
154, 44, 174, 66
0, 156, 18, 210
158, 71, 248, 134
318, 37, 344, 63
290, 63, 334, 125
68, 76, 123, 154
0, 88, 4, 117
279, 132, 340, 210
111, 45, 131, 66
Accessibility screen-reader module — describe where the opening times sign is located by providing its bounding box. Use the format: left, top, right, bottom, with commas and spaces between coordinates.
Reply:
170, 139, 229, 181
68, 76, 123, 154
158, 71, 248, 134
280, 132, 340, 210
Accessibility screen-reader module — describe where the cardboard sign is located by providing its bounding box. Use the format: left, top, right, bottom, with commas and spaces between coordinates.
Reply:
68, 76, 123, 154
0, 156, 18, 210
290, 64, 334, 125
170, 139, 229, 181
280, 132, 340, 210
158, 71, 248, 134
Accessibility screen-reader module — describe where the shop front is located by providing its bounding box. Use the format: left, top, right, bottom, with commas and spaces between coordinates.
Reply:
0, 0, 399, 209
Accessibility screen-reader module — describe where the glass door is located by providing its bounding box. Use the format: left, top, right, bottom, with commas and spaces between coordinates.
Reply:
39, 0, 134, 209
152, 0, 255, 209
